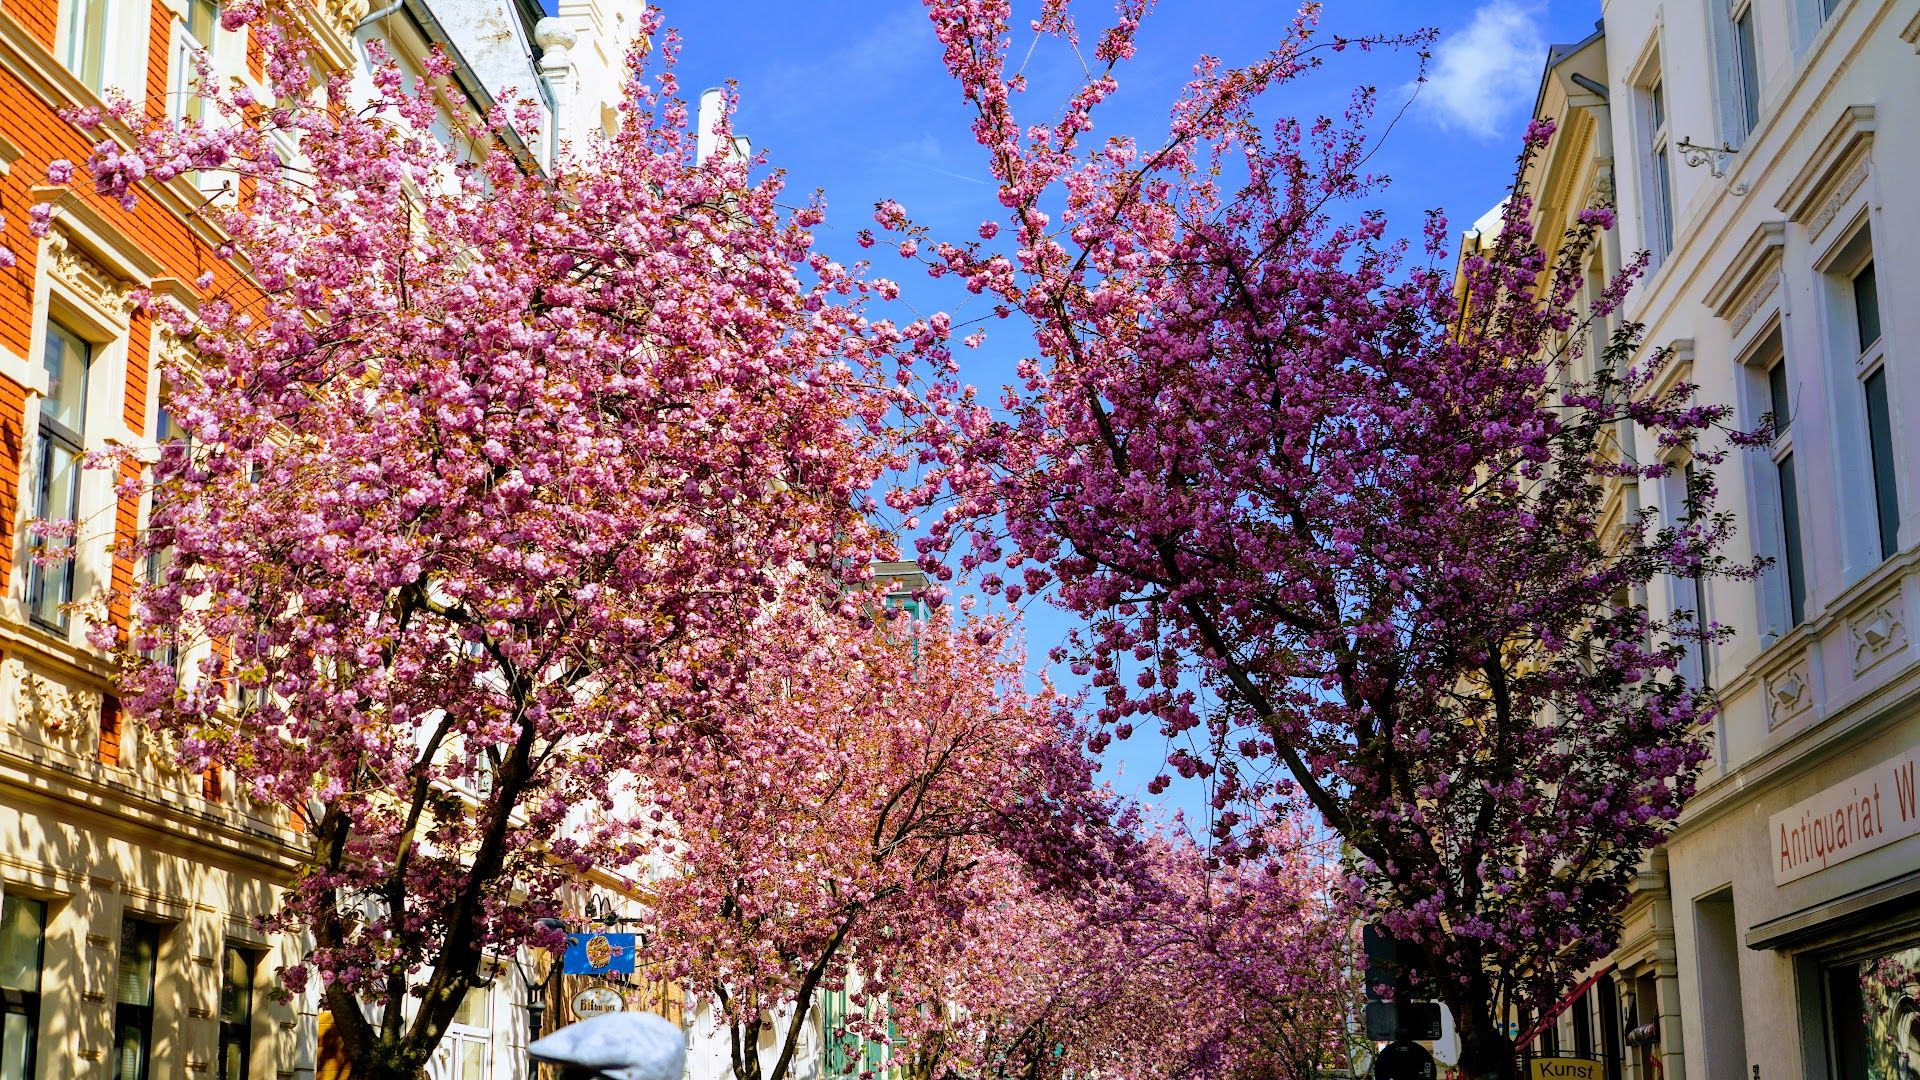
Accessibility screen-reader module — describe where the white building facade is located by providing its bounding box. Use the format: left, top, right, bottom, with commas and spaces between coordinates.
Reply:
1515, 0, 1920, 1077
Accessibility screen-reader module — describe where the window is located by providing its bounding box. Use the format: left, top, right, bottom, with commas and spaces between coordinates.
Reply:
1851, 258, 1898, 559
1668, 461, 1713, 690
439, 985, 490, 1080
60, 0, 109, 92
1825, 942, 1920, 1080
0, 896, 46, 1080
170, 0, 220, 121
114, 918, 159, 1080
1642, 72, 1675, 264
1730, 0, 1761, 139
30, 320, 91, 631
218, 946, 256, 1080
1764, 344, 1808, 627
144, 399, 182, 671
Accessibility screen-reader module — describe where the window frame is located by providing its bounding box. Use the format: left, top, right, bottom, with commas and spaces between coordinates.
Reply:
0, 895, 47, 1080
1638, 63, 1676, 266
1728, 0, 1762, 141
217, 945, 258, 1080
169, 0, 221, 123
114, 917, 161, 1080
28, 318, 92, 633
58, 0, 110, 93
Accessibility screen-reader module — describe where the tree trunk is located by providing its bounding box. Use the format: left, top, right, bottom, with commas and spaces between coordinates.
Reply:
1453, 995, 1518, 1080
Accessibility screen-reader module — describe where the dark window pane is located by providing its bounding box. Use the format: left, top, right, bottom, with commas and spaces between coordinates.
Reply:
1734, 7, 1759, 135
1854, 259, 1880, 352
1865, 367, 1900, 558
1768, 359, 1792, 436
1653, 147, 1674, 256
1779, 453, 1806, 625
116, 921, 156, 1007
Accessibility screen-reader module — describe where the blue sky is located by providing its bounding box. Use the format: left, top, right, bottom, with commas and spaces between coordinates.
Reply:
629, 0, 1602, 825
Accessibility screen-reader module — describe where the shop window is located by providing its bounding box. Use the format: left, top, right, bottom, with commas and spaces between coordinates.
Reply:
218, 946, 257, 1080
59, 0, 110, 92
0, 896, 46, 1080
114, 918, 160, 1080
29, 319, 92, 631
1693, 888, 1749, 1080
1572, 987, 1594, 1058
1599, 976, 1624, 1080
1826, 943, 1920, 1080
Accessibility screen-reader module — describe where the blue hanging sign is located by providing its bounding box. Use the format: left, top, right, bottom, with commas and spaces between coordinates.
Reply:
562, 932, 637, 975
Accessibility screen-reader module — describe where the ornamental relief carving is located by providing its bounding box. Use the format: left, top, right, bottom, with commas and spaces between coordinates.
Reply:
12, 660, 98, 745
1850, 599, 1908, 675
1765, 659, 1813, 730
44, 229, 133, 321
1729, 270, 1780, 339
1807, 156, 1869, 239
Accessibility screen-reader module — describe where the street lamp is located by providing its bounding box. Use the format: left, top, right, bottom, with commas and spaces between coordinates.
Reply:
507, 916, 570, 1080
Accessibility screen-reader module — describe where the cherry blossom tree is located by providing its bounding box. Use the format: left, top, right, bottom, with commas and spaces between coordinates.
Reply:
895, 3, 1761, 1076
633, 605, 1091, 1080
25, 5, 949, 1077
905, 825, 1355, 1080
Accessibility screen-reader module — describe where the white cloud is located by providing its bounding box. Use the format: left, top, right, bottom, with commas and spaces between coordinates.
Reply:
1413, 1, 1546, 140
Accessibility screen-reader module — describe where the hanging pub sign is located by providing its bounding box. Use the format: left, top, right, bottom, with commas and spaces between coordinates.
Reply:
562, 932, 638, 975
571, 986, 625, 1019
1529, 1059, 1605, 1080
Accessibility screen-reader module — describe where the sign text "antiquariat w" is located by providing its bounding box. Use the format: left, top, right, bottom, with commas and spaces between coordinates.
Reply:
1770, 747, 1920, 885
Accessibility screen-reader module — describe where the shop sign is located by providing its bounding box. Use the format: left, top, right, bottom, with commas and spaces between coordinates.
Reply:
1529, 1058, 1604, 1080
562, 932, 638, 975
571, 986, 624, 1019
1770, 746, 1920, 884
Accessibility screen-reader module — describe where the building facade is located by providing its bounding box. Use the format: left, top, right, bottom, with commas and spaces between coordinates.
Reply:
1511, 0, 1920, 1077
0, 0, 640, 1077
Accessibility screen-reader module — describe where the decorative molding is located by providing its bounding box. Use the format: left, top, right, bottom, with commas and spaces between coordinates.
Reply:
78, 1048, 103, 1061
1778, 106, 1875, 223
44, 227, 135, 322
14, 661, 99, 745
1850, 596, 1908, 675
88, 874, 117, 890
1766, 660, 1813, 729
1807, 154, 1870, 239
85, 933, 111, 949
0, 133, 20, 175
190, 952, 217, 967
1903, 9, 1920, 51
1729, 271, 1781, 339
1704, 221, 1786, 317
82, 989, 106, 1003
146, 725, 194, 777
188, 1006, 213, 1020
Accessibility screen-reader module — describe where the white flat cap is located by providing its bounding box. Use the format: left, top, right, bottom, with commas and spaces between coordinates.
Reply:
528, 1012, 687, 1080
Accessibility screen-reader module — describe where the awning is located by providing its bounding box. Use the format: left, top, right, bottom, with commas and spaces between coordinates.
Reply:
1515, 964, 1617, 1051
1745, 868, 1920, 951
